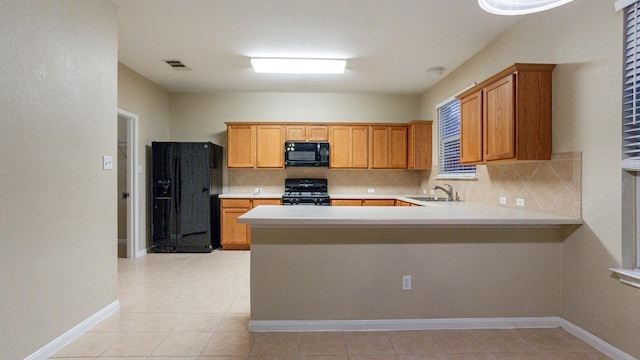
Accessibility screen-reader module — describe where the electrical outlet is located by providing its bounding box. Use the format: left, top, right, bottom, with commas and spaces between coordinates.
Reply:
402, 275, 412, 291
516, 198, 525, 207
103, 155, 113, 170
254, 187, 263, 194
368, 188, 375, 193
499, 196, 507, 205
422, 189, 428, 194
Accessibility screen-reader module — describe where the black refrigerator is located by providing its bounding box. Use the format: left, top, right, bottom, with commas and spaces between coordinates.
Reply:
151, 142, 223, 252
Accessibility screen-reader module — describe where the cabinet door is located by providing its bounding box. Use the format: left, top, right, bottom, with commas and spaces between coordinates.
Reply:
389, 126, 408, 168
370, 126, 390, 169
483, 74, 515, 161
227, 125, 256, 168
307, 125, 328, 141
285, 125, 306, 141
408, 121, 432, 170
221, 207, 250, 250
460, 91, 484, 164
350, 126, 369, 168
256, 125, 284, 168
328, 126, 350, 168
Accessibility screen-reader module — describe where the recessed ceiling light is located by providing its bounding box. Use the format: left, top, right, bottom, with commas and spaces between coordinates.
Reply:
250, 58, 347, 74
478, 0, 574, 15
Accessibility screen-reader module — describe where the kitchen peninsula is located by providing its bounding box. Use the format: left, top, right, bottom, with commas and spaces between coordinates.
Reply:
239, 202, 582, 332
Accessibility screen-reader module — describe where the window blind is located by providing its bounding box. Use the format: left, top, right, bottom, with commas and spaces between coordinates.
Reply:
623, 1, 640, 171
438, 98, 476, 176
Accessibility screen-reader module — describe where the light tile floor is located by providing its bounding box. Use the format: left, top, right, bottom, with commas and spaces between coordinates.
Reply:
51, 250, 610, 359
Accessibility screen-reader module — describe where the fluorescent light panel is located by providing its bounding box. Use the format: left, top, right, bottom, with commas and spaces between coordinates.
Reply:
478, 0, 574, 15
251, 58, 346, 74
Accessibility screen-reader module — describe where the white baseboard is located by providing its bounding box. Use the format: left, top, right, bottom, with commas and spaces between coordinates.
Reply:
25, 300, 120, 360
249, 317, 636, 360
136, 247, 147, 258
248, 317, 563, 332
559, 319, 636, 360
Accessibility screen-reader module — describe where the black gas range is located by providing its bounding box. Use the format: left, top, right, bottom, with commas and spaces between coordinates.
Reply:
282, 178, 330, 206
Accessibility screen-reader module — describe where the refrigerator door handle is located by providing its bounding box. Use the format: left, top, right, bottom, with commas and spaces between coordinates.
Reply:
175, 155, 181, 214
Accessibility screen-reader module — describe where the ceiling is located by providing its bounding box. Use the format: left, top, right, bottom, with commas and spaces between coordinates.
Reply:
113, 0, 522, 95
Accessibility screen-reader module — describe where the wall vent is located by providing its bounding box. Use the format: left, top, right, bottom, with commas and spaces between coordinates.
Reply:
163, 59, 191, 71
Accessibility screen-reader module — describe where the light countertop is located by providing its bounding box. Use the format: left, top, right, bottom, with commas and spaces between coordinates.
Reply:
238, 202, 582, 227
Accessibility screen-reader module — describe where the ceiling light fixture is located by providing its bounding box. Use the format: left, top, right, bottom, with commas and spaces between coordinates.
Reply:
478, 0, 574, 15
427, 66, 445, 79
250, 58, 347, 74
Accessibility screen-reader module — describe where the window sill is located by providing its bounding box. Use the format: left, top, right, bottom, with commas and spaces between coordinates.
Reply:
610, 268, 640, 289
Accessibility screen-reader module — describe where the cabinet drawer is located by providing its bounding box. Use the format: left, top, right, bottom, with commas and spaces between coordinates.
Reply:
363, 199, 396, 206
221, 199, 252, 208
253, 199, 281, 206
331, 199, 362, 206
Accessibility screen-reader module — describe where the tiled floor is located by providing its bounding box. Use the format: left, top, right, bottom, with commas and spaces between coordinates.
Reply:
51, 250, 610, 359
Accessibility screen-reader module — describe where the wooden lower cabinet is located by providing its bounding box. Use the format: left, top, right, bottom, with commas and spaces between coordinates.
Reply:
331, 199, 363, 206
221, 198, 281, 250
362, 199, 396, 206
331, 198, 397, 206
395, 200, 412, 206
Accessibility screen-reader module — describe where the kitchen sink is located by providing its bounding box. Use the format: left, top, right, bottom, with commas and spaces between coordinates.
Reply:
407, 196, 452, 202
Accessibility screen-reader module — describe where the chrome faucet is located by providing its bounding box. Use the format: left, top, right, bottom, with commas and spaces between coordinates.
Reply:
433, 184, 454, 201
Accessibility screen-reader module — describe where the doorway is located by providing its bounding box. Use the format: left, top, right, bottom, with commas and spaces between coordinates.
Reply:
117, 109, 140, 258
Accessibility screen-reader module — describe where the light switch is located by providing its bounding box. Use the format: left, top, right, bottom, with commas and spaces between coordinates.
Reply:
103, 156, 113, 170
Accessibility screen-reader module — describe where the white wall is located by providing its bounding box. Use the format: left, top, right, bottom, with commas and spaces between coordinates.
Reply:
170, 92, 421, 190
0, 1, 118, 358
118, 63, 171, 251
170, 91, 420, 141
420, 0, 640, 356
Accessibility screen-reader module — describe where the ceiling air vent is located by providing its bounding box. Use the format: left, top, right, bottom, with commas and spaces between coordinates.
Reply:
163, 59, 191, 71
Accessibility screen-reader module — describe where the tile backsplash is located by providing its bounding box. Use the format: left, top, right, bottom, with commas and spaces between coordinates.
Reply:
228, 168, 422, 195
422, 152, 582, 218
227, 152, 581, 218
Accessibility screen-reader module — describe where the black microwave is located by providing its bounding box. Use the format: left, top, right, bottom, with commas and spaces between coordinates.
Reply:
284, 141, 330, 167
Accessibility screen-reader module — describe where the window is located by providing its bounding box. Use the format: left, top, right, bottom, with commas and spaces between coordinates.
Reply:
623, 1, 640, 171
623, 1, 640, 270
612, 0, 640, 286
437, 97, 476, 178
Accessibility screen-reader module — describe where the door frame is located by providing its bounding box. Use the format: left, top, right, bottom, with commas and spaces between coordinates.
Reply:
117, 108, 141, 258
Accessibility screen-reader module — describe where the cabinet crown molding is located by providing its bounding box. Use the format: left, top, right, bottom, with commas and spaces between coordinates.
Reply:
456, 63, 556, 100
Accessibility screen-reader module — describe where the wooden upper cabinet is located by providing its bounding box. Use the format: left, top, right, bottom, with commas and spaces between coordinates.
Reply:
256, 125, 284, 168
459, 91, 483, 164
285, 124, 328, 141
370, 125, 407, 169
483, 74, 516, 161
407, 121, 432, 170
328, 125, 368, 168
307, 125, 329, 141
285, 125, 306, 141
456, 63, 555, 164
227, 123, 284, 168
227, 124, 256, 168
